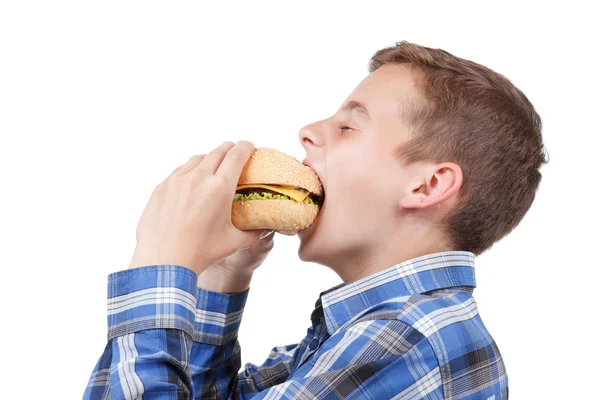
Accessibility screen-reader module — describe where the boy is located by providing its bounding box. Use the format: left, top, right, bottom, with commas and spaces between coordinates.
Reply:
84, 41, 546, 399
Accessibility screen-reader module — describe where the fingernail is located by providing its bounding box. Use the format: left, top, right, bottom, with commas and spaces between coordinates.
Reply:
260, 229, 275, 240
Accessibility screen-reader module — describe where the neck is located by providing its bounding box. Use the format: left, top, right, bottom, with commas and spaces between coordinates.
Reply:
334, 227, 452, 284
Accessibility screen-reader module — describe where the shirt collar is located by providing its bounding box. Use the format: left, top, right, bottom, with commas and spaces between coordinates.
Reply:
314, 251, 477, 336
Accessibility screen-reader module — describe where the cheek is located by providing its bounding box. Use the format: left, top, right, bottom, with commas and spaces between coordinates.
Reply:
329, 159, 369, 195
335, 157, 398, 213
329, 158, 380, 212
338, 146, 387, 188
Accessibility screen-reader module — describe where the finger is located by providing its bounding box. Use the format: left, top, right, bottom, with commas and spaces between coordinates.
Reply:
173, 154, 206, 175
194, 141, 236, 176
215, 141, 254, 182
249, 231, 275, 258
259, 229, 275, 240
239, 229, 268, 250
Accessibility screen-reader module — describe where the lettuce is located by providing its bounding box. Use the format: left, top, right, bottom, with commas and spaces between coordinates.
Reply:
233, 191, 319, 205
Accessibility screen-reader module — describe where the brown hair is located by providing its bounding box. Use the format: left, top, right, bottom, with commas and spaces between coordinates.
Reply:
369, 41, 549, 256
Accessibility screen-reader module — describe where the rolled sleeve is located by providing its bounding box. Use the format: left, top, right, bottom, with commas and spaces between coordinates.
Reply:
193, 286, 250, 346
106, 265, 198, 340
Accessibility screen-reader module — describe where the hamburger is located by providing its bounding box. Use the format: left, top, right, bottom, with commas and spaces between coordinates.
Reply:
231, 147, 324, 235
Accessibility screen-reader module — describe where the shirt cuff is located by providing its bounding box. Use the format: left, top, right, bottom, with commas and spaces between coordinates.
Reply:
106, 265, 198, 340
193, 286, 249, 346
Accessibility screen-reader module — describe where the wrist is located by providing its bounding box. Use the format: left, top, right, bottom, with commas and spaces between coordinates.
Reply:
197, 266, 253, 294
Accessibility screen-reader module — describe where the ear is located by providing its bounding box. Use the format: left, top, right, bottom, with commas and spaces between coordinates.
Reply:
400, 162, 463, 209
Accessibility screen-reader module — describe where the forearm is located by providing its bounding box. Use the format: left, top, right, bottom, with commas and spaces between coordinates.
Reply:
84, 265, 198, 399
197, 265, 254, 294
189, 279, 252, 398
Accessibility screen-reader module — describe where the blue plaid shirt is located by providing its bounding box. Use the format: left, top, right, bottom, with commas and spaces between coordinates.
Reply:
84, 250, 508, 399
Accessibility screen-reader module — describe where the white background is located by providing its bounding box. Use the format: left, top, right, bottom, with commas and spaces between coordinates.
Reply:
1, 1, 598, 398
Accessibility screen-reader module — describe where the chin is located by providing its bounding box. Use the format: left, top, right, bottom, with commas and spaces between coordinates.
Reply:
298, 243, 317, 263
297, 222, 336, 266
297, 228, 316, 262
297, 246, 311, 262
297, 220, 324, 263
298, 238, 341, 270
297, 199, 339, 265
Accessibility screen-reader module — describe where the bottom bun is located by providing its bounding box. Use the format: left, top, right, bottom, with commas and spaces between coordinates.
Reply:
231, 199, 320, 235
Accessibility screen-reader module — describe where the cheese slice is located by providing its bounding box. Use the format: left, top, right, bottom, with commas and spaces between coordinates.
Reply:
235, 184, 310, 202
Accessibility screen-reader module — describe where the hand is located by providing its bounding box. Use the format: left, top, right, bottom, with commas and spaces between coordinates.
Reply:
197, 229, 275, 293
128, 141, 266, 275
208, 228, 275, 273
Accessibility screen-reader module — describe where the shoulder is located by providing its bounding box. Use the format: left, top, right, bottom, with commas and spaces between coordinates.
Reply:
347, 288, 483, 343
395, 289, 509, 398
398, 289, 480, 337
330, 289, 509, 398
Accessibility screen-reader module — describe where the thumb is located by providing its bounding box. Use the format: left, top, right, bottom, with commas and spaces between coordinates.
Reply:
240, 229, 274, 250
259, 229, 275, 240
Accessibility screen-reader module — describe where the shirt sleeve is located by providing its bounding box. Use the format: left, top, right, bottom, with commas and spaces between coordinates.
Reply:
189, 286, 303, 399
83, 265, 199, 400
248, 319, 443, 399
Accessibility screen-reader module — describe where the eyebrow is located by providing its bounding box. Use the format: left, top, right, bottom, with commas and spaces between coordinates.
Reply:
341, 100, 371, 122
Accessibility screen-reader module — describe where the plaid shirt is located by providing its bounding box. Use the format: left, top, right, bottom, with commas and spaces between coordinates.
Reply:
84, 251, 508, 399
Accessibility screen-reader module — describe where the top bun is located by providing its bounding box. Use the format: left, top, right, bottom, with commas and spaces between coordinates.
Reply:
238, 147, 323, 196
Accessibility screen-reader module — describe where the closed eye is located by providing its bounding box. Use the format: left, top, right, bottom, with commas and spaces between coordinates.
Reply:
340, 126, 353, 133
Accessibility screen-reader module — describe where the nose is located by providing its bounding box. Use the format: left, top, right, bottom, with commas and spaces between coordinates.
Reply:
298, 122, 325, 151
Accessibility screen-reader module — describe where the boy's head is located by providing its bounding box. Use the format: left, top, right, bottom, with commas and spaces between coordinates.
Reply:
297, 41, 548, 281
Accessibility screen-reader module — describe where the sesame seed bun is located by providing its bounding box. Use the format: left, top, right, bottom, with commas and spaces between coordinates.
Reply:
231, 148, 324, 235
232, 200, 321, 235
237, 148, 323, 196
